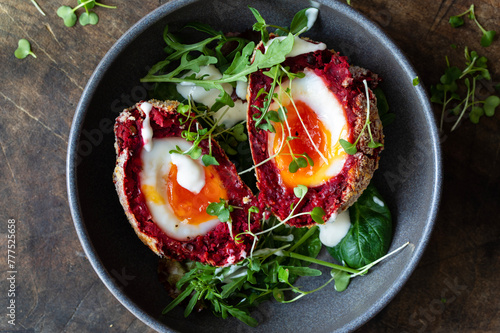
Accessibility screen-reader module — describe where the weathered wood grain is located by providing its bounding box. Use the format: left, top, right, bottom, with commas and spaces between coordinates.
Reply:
0, 0, 499, 332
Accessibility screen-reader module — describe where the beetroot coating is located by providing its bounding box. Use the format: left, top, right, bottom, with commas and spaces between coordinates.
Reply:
113, 100, 261, 267
247, 47, 383, 228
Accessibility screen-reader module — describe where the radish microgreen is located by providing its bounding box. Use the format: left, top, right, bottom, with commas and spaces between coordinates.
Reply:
431, 47, 499, 130
57, 0, 116, 27
449, 4, 496, 47
339, 80, 383, 155
14, 39, 36, 59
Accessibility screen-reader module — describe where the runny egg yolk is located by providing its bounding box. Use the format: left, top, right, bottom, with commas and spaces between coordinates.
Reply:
272, 100, 347, 188
166, 164, 228, 225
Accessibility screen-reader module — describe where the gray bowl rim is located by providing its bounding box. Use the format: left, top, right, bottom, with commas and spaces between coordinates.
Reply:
66, 0, 442, 332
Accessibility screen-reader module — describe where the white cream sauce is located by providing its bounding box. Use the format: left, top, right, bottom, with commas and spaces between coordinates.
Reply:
265, 35, 327, 58
373, 196, 385, 207
139, 102, 153, 152
140, 138, 219, 241
318, 209, 351, 247
170, 152, 205, 194
176, 65, 247, 128
305, 8, 319, 30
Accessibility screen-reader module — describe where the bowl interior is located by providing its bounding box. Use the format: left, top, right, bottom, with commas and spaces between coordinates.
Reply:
67, 0, 441, 332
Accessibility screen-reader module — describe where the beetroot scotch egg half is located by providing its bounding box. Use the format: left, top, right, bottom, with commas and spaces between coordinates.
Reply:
247, 36, 384, 228
113, 100, 260, 267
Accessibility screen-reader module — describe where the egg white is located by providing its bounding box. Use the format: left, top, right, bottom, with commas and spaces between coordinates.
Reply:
268, 68, 349, 184
140, 137, 220, 241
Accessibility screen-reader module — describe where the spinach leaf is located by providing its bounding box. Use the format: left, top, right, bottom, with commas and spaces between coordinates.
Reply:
326, 184, 392, 269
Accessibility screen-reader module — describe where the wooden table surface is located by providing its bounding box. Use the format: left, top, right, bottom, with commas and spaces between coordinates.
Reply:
1, 0, 499, 332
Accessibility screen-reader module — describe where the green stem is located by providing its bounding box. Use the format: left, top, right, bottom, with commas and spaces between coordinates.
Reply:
451, 78, 475, 131
288, 226, 318, 252
95, 2, 117, 9
282, 276, 335, 303
440, 90, 447, 132
30, 0, 46, 16
72, 0, 94, 13
282, 251, 361, 274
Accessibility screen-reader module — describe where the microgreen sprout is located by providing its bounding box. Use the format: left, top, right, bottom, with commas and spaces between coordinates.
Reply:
14, 39, 36, 59
449, 4, 496, 47
57, 0, 116, 27
206, 199, 236, 239
431, 47, 499, 130
30, 0, 46, 16
413, 76, 420, 86
339, 80, 383, 154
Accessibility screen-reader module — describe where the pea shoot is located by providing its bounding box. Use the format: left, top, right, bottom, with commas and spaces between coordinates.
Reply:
14, 39, 36, 59
57, 0, 116, 27
167, 182, 408, 326
449, 4, 496, 47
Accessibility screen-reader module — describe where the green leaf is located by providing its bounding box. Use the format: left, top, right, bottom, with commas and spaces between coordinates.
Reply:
296, 157, 308, 168
206, 201, 224, 216
373, 88, 389, 116
380, 113, 396, 126
331, 269, 350, 292
222, 42, 255, 77
303, 152, 314, 167
281, 266, 322, 276
289, 8, 309, 34
162, 283, 195, 314
339, 139, 357, 155
186, 146, 202, 160
221, 275, 246, 298
223, 304, 258, 327
14, 39, 36, 59
232, 123, 248, 142
326, 184, 392, 269
248, 206, 259, 214
78, 0, 95, 10
184, 290, 200, 317
288, 159, 299, 173
293, 184, 308, 198
449, 15, 465, 28
201, 154, 219, 166
412, 76, 420, 86
272, 287, 285, 303
368, 141, 384, 149
469, 106, 484, 124
79, 11, 99, 26
254, 34, 295, 69
57, 6, 77, 27
481, 30, 496, 47
218, 209, 230, 222
249, 6, 269, 42
484, 95, 500, 116
278, 267, 290, 283
310, 207, 325, 224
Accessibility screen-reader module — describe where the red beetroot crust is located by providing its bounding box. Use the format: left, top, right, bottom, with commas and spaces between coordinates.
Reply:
247, 47, 383, 228
113, 100, 260, 267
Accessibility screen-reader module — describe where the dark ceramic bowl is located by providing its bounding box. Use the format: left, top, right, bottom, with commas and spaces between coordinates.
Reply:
67, 0, 442, 332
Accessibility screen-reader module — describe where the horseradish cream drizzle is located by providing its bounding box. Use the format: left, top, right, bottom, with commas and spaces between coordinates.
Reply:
140, 102, 154, 152
318, 209, 351, 247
